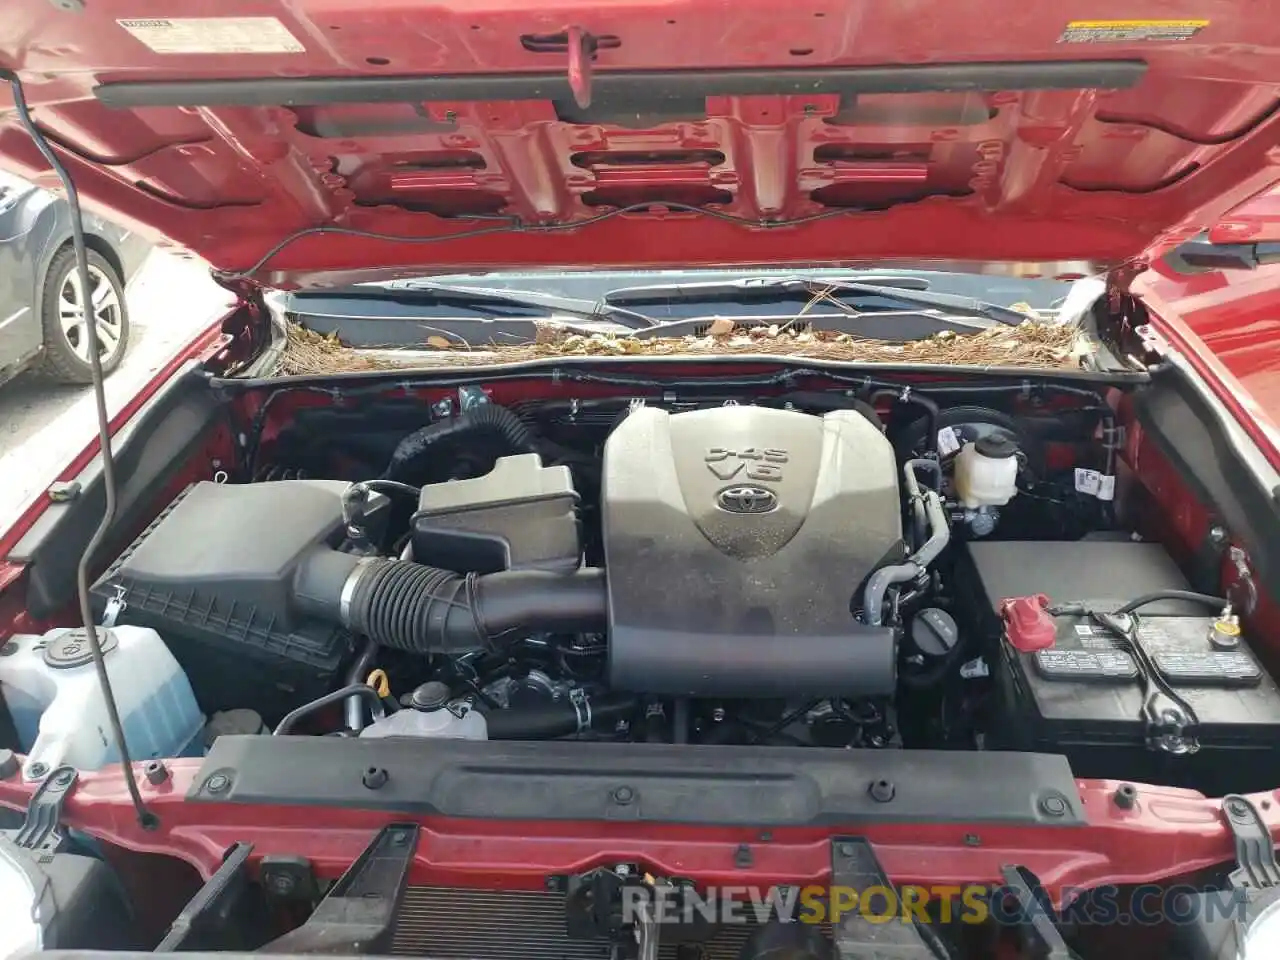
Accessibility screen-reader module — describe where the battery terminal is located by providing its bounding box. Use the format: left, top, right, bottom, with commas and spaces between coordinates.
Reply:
1208, 604, 1242, 651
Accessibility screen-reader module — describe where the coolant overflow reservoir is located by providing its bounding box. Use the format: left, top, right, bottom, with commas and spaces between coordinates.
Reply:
0, 626, 204, 780
954, 435, 1019, 508
359, 682, 488, 740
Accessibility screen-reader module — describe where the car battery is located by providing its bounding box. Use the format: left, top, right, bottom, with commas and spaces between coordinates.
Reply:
959, 540, 1280, 792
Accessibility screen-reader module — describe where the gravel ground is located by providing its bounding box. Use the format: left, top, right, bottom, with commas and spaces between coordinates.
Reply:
0, 250, 233, 531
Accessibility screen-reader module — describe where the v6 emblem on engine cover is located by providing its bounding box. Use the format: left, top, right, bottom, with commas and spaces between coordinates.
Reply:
705, 446, 788, 481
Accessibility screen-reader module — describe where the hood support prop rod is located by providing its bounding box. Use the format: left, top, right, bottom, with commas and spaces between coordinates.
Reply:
1, 71, 154, 829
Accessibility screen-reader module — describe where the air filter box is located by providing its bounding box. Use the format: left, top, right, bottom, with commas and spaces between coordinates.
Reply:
91, 480, 379, 724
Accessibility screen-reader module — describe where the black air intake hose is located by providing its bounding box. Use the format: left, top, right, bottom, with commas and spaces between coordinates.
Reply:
294, 551, 607, 654
485, 693, 637, 740
383, 404, 536, 481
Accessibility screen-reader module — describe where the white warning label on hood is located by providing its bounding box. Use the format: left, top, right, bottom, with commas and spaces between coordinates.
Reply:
117, 17, 305, 54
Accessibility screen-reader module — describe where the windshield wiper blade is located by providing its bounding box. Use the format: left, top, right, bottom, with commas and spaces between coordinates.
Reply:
380, 279, 657, 329
606, 275, 1030, 327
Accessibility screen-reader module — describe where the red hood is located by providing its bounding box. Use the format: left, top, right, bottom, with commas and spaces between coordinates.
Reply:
2, 1, 1280, 288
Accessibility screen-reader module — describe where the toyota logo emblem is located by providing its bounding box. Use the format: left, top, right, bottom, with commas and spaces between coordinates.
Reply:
717, 485, 777, 514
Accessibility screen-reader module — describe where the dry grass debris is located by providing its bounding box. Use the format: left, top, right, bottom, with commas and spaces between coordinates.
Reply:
275, 316, 1089, 377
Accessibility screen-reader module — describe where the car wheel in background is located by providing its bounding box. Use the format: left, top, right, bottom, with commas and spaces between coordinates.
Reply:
38, 246, 130, 384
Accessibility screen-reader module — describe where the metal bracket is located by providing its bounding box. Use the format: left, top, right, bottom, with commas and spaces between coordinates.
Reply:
570, 687, 592, 733
101, 584, 127, 628
1134, 323, 1169, 358
11, 766, 77, 861
830, 838, 937, 960
566, 26, 595, 110
1224, 795, 1280, 894
261, 824, 419, 955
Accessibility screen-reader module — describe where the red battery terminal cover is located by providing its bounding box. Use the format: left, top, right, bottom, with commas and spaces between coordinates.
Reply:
1000, 594, 1057, 652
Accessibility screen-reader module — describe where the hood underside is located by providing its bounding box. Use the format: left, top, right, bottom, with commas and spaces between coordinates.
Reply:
2, 1, 1279, 287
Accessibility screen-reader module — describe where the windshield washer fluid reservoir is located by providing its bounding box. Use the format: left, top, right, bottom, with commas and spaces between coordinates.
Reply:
954, 435, 1019, 508
0, 625, 204, 780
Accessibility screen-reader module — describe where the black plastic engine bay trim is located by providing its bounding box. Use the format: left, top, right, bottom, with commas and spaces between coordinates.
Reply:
1134, 363, 1280, 605
260, 824, 417, 955
9, 363, 225, 618
94, 61, 1146, 110
213, 357, 1149, 397
192, 736, 1085, 825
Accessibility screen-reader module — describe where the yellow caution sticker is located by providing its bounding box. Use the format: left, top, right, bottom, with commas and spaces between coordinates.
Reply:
1059, 19, 1208, 43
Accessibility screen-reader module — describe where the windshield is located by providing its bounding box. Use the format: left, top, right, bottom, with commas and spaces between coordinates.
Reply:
369, 267, 1064, 309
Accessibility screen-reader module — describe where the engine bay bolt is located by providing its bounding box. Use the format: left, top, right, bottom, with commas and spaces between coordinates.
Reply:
837, 842, 856, 857
362, 766, 389, 790
144, 760, 168, 785
27, 762, 48, 779
0, 641, 15, 657
963, 833, 981, 846
1113, 783, 1138, 810
205, 773, 231, 794
1209, 525, 1228, 546
868, 779, 896, 803
614, 863, 631, 877
612, 785, 635, 804
711, 707, 726, 722
1039, 795, 1069, 818
268, 873, 297, 896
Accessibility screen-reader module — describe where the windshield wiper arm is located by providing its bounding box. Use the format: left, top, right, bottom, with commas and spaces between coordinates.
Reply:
606, 275, 1030, 327
381, 279, 657, 329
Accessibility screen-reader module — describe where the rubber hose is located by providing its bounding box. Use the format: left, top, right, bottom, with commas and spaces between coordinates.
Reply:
870, 389, 940, 455
903, 459, 937, 549
333, 558, 607, 654
275, 684, 386, 735
863, 489, 950, 626
1114, 590, 1227, 616
485, 693, 637, 740
771, 392, 883, 430
382, 404, 536, 481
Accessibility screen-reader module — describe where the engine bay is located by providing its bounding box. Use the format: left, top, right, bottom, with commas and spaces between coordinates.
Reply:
6, 367, 1280, 960
0, 377, 1259, 801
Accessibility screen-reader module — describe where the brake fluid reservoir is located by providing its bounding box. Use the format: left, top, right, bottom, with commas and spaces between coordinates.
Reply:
0, 625, 204, 780
953, 435, 1019, 508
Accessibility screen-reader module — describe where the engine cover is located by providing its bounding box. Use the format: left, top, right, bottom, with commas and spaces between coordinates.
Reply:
601, 405, 902, 698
